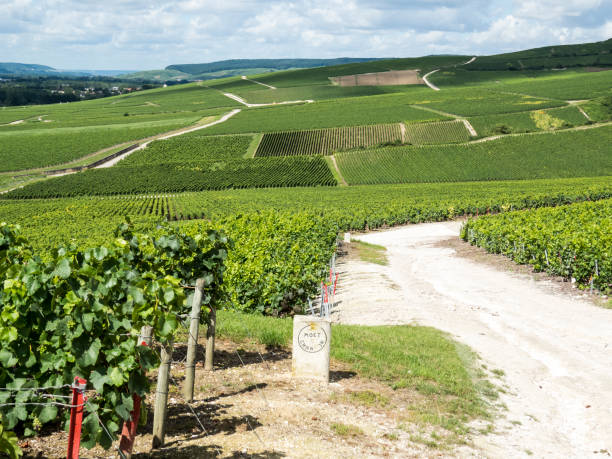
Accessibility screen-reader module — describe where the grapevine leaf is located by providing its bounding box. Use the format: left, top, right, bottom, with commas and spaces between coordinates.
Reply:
107, 367, 124, 387
128, 287, 144, 305
78, 338, 101, 367
81, 313, 95, 332
90, 370, 109, 392
0, 349, 17, 368
38, 405, 58, 424
53, 258, 71, 279
158, 313, 178, 337
163, 287, 175, 303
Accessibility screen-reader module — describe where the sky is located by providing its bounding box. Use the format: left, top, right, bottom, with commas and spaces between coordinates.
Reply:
1, 0, 611, 70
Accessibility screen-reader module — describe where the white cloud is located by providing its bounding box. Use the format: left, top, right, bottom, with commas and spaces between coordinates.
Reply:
0, 0, 609, 69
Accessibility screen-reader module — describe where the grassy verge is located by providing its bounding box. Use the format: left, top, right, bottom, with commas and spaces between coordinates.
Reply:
351, 239, 388, 265
245, 133, 263, 158
215, 310, 495, 442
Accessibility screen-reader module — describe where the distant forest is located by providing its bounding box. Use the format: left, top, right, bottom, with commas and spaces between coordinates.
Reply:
0, 76, 161, 106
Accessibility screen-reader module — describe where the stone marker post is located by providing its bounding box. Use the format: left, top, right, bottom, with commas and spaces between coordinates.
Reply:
292, 315, 331, 383
344, 232, 351, 243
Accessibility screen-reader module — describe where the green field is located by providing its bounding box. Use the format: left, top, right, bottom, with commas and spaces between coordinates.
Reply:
468, 105, 590, 137
3, 38, 612, 457
0, 117, 200, 172
119, 134, 254, 165
4, 155, 337, 198
255, 124, 402, 156
201, 93, 447, 134
404, 120, 471, 144
336, 126, 612, 184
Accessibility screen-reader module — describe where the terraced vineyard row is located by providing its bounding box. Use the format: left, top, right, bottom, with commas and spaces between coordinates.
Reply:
336, 125, 612, 185
404, 120, 471, 144
3, 156, 337, 198
255, 124, 402, 156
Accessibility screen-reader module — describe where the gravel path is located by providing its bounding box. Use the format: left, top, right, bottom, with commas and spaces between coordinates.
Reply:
422, 69, 440, 91
95, 109, 241, 168
335, 221, 611, 458
222, 92, 313, 108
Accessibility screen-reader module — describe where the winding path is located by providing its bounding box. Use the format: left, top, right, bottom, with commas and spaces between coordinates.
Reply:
95, 109, 241, 168
222, 92, 313, 108
335, 221, 612, 458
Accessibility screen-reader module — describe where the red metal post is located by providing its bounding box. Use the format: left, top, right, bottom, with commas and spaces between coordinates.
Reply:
67, 377, 87, 459
119, 339, 148, 458
333, 273, 338, 295
119, 393, 142, 458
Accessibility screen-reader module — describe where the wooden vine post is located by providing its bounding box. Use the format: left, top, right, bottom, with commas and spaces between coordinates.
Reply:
184, 278, 205, 402
152, 341, 173, 449
205, 303, 216, 371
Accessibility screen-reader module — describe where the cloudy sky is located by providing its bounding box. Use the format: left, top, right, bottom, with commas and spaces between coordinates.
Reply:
1, 0, 611, 70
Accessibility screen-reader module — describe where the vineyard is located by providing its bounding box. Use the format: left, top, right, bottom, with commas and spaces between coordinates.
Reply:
119, 134, 254, 165
255, 124, 402, 156
461, 199, 611, 293
3, 156, 337, 198
0, 117, 199, 172
0, 221, 228, 450
201, 93, 446, 135
1, 39, 612, 457
336, 125, 612, 185
1, 176, 610, 253
403, 120, 471, 144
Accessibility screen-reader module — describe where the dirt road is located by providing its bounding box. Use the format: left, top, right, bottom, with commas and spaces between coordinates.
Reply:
95, 109, 242, 168
337, 221, 611, 458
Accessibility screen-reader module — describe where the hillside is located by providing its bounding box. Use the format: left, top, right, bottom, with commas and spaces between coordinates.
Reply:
465, 38, 612, 70
123, 58, 386, 81
0, 62, 57, 75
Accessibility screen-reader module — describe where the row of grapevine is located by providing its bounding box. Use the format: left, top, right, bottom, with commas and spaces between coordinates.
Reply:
98, 195, 175, 218
335, 125, 612, 185
159, 177, 612, 229
0, 221, 228, 450
119, 134, 253, 166
404, 120, 471, 144
3, 157, 338, 198
461, 199, 611, 293
255, 124, 403, 156
2, 177, 611, 247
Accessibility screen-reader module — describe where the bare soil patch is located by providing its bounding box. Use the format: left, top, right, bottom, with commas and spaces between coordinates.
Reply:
330, 70, 424, 87
22, 339, 453, 458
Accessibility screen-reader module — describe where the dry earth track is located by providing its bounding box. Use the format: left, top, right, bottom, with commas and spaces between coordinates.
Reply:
336, 221, 611, 458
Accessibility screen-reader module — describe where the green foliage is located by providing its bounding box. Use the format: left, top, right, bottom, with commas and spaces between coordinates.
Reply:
404, 120, 471, 144
255, 124, 402, 156
201, 94, 446, 135
494, 69, 612, 100
336, 125, 612, 185
464, 38, 612, 71
461, 199, 611, 293
0, 414, 21, 459
583, 95, 612, 122
0, 118, 199, 172
184, 211, 338, 315
167, 58, 382, 76
119, 134, 254, 165
4, 156, 337, 198
414, 88, 564, 116
0, 221, 227, 449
